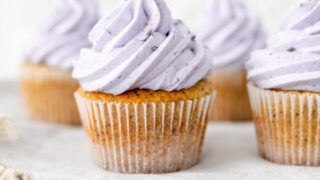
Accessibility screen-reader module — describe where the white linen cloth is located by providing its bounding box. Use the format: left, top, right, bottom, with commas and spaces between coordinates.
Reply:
1, 81, 319, 180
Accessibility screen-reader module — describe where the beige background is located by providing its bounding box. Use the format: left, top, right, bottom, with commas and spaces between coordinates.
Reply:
0, 0, 301, 81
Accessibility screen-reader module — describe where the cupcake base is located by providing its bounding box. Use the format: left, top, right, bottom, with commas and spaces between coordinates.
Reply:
248, 83, 320, 166
208, 68, 251, 122
75, 81, 215, 173
20, 62, 81, 125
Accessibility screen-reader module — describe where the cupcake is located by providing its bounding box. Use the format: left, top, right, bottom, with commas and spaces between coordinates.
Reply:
194, 0, 265, 121
73, 0, 216, 173
247, 0, 320, 166
20, 0, 98, 125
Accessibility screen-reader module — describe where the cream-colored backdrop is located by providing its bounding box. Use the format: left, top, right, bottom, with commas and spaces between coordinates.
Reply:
0, 0, 301, 81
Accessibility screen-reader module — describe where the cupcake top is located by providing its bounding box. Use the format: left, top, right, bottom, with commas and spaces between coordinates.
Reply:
25, 0, 98, 70
194, 0, 265, 68
73, 0, 213, 95
247, 0, 320, 92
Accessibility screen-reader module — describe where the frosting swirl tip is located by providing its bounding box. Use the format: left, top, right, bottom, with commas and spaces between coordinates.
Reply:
25, 0, 99, 70
194, 0, 265, 68
247, 0, 320, 92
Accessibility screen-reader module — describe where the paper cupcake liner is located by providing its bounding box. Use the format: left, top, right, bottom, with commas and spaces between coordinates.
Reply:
209, 68, 252, 122
75, 92, 216, 173
209, 68, 251, 122
20, 63, 81, 125
248, 83, 320, 166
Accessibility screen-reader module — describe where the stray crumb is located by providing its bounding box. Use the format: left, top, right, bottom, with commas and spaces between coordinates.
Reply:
106, 30, 112, 35
287, 47, 296, 52
0, 164, 31, 180
147, 29, 155, 36
191, 35, 196, 41
172, 128, 176, 133
152, 46, 158, 51
133, 90, 139, 97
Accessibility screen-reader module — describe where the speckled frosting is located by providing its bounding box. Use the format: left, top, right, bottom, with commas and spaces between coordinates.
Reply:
247, 0, 320, 92
25, 0, 98, 70
73, 0, 212, 95
195, 0, 265, 68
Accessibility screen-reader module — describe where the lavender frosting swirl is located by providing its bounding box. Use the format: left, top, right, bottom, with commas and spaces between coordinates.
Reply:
73, 0, 212, 95
194, 0, 265, 68
25, 0, 98, 70
247, 0, 320, 92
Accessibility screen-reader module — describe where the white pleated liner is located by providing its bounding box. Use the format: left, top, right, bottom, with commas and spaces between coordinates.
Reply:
248, 83, 320, 166
209, 68, 251, 121
20, 64, 80, 125
75, 92, 216, 173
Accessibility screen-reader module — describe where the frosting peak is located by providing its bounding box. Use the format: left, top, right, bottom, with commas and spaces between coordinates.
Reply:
281, 0, 320, 31
247, 0, 320, 92
25, 0, 99, 70
194, 0, 265, 68
73, 0, 212, 95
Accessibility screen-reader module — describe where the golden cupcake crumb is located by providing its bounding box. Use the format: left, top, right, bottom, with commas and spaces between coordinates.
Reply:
78, 80, 213, 103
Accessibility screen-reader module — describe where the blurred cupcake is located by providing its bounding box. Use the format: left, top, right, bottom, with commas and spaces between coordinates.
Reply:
20, 0, 98, 125
247, 0, 320, 166
194, 0, 265, 122
73, 0, 216, 173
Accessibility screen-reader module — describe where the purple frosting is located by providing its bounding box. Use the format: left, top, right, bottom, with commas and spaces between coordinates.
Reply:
247, 0, 320, 92
25, 0, 99, 70
73, 0, 212, 95
194, 0, 265, 68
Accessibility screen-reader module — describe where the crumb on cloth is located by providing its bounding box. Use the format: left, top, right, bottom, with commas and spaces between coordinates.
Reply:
0, 163, 31, 180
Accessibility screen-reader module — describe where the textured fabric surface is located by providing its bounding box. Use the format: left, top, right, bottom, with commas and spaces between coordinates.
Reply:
0, 82, 319, 180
